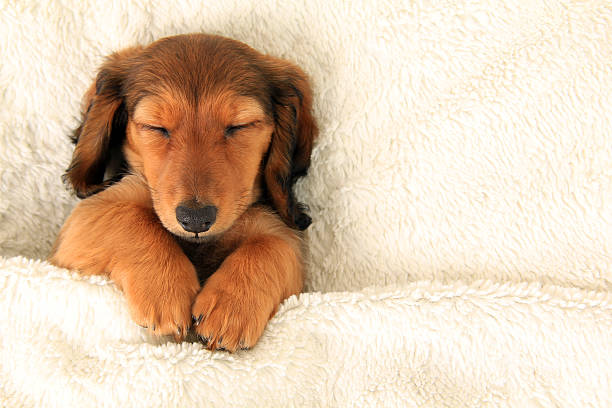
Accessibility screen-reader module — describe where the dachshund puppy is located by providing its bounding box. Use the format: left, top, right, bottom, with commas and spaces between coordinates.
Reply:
49, 34, 317, 352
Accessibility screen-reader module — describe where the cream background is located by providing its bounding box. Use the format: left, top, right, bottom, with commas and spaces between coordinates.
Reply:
1, 1, 611, 406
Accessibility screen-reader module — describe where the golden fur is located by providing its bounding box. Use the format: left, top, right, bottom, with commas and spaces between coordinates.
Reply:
49, 34, 317, 352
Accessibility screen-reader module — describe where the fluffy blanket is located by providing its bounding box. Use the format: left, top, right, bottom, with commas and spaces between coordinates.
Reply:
2, 257, 611, 407
1, 0, 611, 406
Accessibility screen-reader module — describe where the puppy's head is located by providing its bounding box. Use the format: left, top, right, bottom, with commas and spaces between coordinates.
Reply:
65, 34, 317, 240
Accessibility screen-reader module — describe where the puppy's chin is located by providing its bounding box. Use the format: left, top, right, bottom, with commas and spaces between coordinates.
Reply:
172, 231, 219, 244
156, 217, 223, 244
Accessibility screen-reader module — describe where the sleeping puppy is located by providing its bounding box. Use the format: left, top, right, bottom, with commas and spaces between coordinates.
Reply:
49, 34, 317, 352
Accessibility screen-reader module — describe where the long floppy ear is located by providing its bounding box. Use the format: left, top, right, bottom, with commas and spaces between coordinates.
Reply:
262, 56, 318, 230
64, 47, 142, 198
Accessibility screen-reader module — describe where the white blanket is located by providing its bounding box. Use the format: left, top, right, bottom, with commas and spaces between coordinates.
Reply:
1, 0, 611, 406
2, 256, 611, 407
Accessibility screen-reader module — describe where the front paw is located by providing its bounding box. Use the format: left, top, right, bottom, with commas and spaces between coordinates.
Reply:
123, 264, 200, 341
191, 273, 277, 352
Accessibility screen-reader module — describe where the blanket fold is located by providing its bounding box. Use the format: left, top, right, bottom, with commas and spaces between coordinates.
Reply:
1, 256, 611, 407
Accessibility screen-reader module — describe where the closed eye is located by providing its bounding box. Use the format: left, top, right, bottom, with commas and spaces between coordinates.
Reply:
224, 123, 253, 138
142, 124, 170, 138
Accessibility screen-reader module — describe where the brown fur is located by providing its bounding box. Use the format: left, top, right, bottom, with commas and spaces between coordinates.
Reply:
49, 34, 317, 352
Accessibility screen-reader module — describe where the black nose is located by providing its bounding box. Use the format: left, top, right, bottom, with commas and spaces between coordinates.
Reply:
175, 203, 217, 233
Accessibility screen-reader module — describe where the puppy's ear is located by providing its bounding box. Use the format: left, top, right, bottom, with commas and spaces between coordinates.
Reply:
65, 47, 142, 198
262, 56, 318, 230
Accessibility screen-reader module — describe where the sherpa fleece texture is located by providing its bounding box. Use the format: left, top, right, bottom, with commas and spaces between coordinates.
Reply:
0, 0, 611, 407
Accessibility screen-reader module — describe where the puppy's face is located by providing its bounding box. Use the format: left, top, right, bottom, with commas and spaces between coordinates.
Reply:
66, 35, 317, 239
127, 89, 273, 240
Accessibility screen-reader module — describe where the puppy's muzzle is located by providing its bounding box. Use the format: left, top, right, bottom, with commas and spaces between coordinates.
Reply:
175, 202, 217, 233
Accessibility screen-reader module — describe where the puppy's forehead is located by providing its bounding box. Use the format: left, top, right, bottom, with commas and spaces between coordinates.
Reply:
127, 35, 271, 111
133, 91, 266, 124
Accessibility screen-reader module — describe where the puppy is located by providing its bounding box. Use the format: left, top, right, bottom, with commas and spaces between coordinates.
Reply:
49, 34, 317, 352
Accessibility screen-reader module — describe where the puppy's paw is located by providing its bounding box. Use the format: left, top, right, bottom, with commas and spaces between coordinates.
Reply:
123, 262, 200, 342
191, 272, 276, 352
